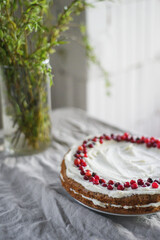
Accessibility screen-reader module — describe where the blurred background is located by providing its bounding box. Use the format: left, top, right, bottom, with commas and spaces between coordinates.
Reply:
51, 0, 160, 137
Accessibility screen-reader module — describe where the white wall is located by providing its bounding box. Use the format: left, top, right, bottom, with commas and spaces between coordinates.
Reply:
86, 0, 160, 136
51, 0, 160, 137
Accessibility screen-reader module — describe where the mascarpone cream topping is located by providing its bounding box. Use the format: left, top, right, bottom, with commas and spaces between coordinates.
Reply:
64, 138, 160, 198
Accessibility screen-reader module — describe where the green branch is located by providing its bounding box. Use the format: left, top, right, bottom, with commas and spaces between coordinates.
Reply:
0, 0, 111, 150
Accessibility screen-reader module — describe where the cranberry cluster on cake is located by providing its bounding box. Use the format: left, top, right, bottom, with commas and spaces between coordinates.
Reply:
60, 133, 160, 214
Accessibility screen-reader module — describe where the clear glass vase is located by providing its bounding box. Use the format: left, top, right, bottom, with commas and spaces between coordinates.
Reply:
0, 63, 52, 156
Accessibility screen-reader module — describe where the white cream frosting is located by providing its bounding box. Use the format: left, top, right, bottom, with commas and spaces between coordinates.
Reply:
64, 138, 160, 198
70, 188, 160, 209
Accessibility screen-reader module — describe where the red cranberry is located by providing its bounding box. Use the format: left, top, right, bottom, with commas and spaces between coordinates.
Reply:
131, 183, 138, 189
154, 180, 160, 184
89, 177, 95, 182
152, 143, 157, 148
88, 144, 94, 148
152, 182, 159, 188
117, 184, 124, 190
82, 143, 86, 148
94, 175, 100, 180
99, 136, 104, 139
129, 137, 135, 143
150, 137, 155, 142
147, 178, 153, 183
99, 179, 106, 184
121, 132, 129, 140
116, 135, 121, 142
85, 170, 92, 177
74, 159, 80, 166
92, 137, 97, 142
78, 146, 83, 151
130, 180, 136, 185
80, 171, 85, 175
80, 159, 87, 167
84, 153, 88, 158
124, 182, 130, 188
114, 182, 120, 187
142, 184, 146, 187
105, 136, 111, 140
74, 154, 81, 158
107, 184, 113, 190
82, 162, 87, 167
111, 134, 115, 139
145, 138, 149, 144
92, 172, 96, 177
140, 136, 145, 143
157, 143, 160, 149
121, 136, 125, 140
137, 179, 144, 185
83, 148, 87, 154
99, 139, 103, 144
124, 132, 129, 138
102, 183, 107, 187
93, 179, 99, 185
79, 166, 84, 171
83, 140, 87, 144
108, 180, 114, 185
84, 176, 89, 180
147, 142, 152, 148
76, 150, 81, 154
145, 182, 150, 186
136, 137, 140, 143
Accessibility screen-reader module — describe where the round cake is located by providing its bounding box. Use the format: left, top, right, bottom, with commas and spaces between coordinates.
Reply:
60, 133, 160, 214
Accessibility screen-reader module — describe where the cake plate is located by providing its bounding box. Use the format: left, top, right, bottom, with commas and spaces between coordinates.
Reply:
73, 198, 157, 217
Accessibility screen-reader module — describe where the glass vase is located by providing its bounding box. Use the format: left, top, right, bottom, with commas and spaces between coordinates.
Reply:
0, 63, 52, 156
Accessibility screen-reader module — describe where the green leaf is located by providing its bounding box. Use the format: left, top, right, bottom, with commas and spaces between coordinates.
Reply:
0, 30, 4, 39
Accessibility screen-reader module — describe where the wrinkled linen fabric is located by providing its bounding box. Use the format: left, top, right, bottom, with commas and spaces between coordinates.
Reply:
0, 108, 160, 240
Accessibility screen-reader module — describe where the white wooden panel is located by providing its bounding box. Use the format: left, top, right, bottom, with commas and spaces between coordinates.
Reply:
51, 0, 160, 137
86, 0, 160, 136
154, 0, 160, 57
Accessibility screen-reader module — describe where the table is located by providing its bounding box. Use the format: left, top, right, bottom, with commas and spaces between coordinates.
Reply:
0, 108, 160, 240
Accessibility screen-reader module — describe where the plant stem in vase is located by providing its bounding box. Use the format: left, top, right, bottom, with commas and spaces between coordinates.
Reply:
0, 61, 52, 155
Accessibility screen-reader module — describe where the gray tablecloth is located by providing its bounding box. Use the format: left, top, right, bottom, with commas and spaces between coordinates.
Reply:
0, 108, 160, 240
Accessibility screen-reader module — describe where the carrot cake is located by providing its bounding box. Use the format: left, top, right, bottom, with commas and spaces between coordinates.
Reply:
60, 133, 160, 214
